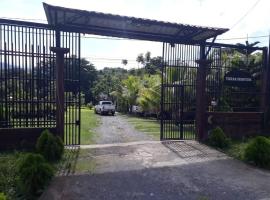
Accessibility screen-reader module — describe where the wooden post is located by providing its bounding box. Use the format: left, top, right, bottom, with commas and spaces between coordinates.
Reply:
50, 47, 69, 140
195, 44, 212, 141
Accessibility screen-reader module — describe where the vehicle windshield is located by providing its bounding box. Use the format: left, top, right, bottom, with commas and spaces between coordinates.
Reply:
102, 102, 112, 105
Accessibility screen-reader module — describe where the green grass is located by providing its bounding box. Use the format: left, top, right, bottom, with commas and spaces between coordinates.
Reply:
223, 140, 249, 160
124, 115, 196, 140
80, 108, 100, 145
0, 151, 23, 199
223, 137, 270, 164
123, 115, 160, 139
57, 148, 96, 174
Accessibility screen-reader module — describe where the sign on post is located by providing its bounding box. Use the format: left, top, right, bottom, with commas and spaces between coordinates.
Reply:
224, 69, 253, 87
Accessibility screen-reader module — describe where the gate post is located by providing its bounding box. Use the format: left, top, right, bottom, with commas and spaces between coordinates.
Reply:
260, 48, 269, 112
50, 47, 69, 140
195, 44, 212, 141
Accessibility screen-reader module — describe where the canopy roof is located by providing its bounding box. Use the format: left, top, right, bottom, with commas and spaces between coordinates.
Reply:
43, 3, 229, 44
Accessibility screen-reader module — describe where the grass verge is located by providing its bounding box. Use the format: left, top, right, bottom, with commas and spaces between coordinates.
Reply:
80, 108, 100, 145
223, 140, 249, 160
123, 115, 160, 139
216, 137, 270, 170
56, 148, 96, 175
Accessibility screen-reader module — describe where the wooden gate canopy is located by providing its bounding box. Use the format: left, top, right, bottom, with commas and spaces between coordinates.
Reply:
43, 3, 228, 44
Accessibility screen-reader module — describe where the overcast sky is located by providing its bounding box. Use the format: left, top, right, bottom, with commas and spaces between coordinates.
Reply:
1, 0, 269, 69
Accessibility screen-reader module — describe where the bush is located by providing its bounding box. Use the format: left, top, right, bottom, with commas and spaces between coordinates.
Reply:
208, 127, 230, 149
0, 152, 19, 199
17, 153, 54, 198
36, 129, 64, 162
0, 193, 7, 200
244, 136, 270, 168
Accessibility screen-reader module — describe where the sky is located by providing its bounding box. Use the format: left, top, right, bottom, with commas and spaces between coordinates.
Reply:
1, 0, 270, 69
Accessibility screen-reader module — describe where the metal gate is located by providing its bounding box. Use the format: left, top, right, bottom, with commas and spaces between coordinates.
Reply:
0, 19, 80, 145
160, 41, 266, 140
160, 43, 198, 140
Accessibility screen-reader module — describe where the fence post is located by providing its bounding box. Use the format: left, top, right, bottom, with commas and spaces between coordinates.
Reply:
260, 48, 269, 112
195, 44, 212, 141
50, 47, 69, 140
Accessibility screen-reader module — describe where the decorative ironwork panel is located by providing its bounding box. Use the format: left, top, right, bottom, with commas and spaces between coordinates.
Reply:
0, 20, 81, 145
0, 23, 56, 128
161, 43, 198, 140
61, 31, 81, 145
206, 45, 264, 112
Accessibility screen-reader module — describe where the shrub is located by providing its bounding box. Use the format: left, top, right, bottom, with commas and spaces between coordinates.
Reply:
0, 193, 7, 200
0, 152, 19, 199
244, 136, 270, 168
17, 153, 54, 198
36, 129, 64, 162
208, 127, 230, 149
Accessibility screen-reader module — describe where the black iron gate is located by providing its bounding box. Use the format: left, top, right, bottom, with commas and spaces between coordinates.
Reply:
160, 41, 266, 140
161, 43, 198, 140
0, 19, 80, 145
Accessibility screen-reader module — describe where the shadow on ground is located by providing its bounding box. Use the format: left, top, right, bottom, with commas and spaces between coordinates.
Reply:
42, 141, 270, 200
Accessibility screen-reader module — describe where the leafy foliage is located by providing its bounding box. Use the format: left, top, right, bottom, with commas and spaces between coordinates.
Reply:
0, 193, 7, 200
17, 153, 54, 199
0, 152, 19, 199
244, 136, 270, 168
137, 75, 161, 114
36, 129, 64, 162
208, 127, 230, 149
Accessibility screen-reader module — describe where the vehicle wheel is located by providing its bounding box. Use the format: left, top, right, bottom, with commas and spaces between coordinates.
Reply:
112, 112, 115, 116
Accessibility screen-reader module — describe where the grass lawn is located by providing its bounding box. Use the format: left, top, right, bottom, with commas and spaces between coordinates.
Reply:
123, 115, 160, 139
123, 114, 196, 140
80, 107, 100, 145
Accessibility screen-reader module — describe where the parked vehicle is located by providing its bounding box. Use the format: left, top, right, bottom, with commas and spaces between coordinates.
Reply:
95, 101, 115, 115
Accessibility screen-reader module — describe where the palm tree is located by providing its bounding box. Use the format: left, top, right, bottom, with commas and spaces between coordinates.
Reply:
122, 76, 141, 113
136, 53, 144, 68
121, 59, 128, 67
137, 75, 161, 115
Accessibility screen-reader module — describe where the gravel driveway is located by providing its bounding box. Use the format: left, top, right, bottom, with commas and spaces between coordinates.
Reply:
93, 113, 156, 144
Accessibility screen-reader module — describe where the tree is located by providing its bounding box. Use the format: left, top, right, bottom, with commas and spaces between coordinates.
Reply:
122, 76, 141, 113
136, 53, 144, 68
136, 52, 162, 75
137, 75, 161, 115
121, 59, 128, 66
78, 58, 97, 104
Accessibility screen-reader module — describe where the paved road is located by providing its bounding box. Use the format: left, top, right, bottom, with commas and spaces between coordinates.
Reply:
93, 114, 156, 144
41, 140, 270, 200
